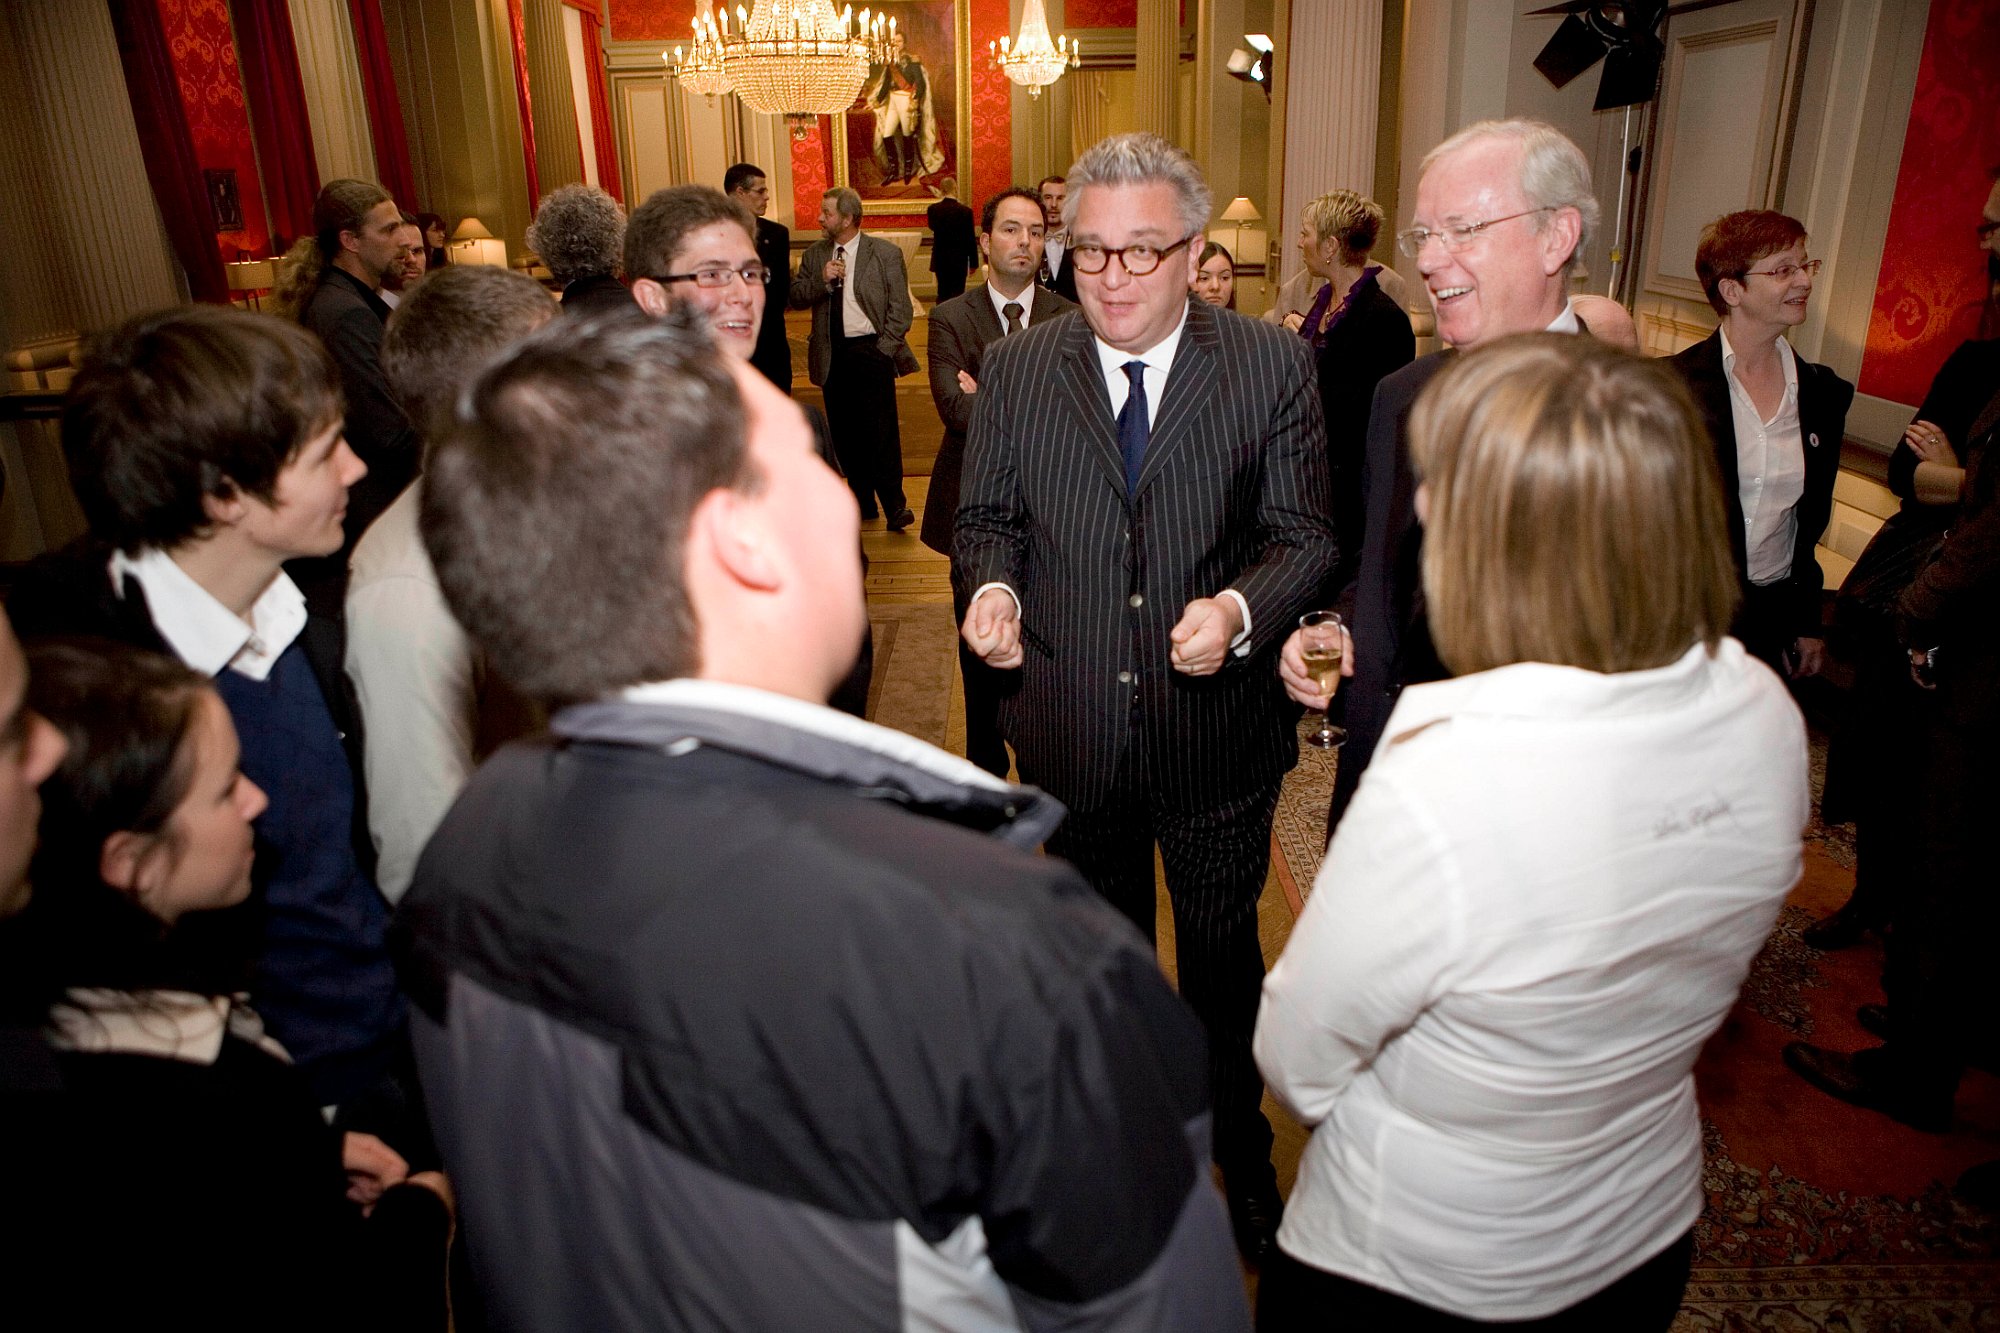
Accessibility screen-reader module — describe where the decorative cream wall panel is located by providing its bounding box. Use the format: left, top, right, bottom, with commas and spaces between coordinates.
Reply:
1276, 0, 1379, 291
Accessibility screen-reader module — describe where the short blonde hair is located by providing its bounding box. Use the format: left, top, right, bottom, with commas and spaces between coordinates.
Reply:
1410, 334, 1737, 675
1300, 189, 1384, 268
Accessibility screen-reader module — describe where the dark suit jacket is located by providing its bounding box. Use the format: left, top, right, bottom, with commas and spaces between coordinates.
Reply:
954, 298, 1338, 809
1329, 353, 1449, 830
299, 267, 417, 545
1040, 242, 1078, 303
560, 273, 636, 318
789, 231, 919, 385
1315, 277, 1415, 592
751, 216, 793, 392
925, 198, 976, 278
1888, 337, 2000, 505
920, 283, 1076, 555
1670, 330, 1854, 644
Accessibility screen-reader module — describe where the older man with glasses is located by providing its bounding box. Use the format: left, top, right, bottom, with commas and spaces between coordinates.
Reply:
1279, 117, 1603, 841
955, 133, 1337, 1263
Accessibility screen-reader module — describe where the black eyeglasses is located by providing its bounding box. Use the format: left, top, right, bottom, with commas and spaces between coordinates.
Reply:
657, 263, 769, 289
1068, 233, 1198, 276
1739, 258, 1822, 282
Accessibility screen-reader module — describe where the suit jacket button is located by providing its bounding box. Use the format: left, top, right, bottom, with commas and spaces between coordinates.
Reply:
1117, 670, 1133, 684
1128, 593, 1144, 608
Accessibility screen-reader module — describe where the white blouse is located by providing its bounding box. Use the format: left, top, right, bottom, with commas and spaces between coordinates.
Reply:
1256, 639, 1806, 1319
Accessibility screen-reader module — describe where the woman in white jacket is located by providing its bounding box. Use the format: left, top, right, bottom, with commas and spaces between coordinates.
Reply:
1255, 334, 1807, 1330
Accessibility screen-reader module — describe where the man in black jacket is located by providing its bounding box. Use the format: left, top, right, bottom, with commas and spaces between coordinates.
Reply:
402, 308, 1249, 1329
1279, 119, 1599, 839
726, 161, 795, 393
926, 178, 977, 301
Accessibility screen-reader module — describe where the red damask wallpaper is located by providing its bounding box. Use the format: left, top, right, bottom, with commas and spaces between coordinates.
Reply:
1063, 0, 1136, 28
1858, 0, 2000, 407
158, 0, 271, 262
608, 0, 695, 42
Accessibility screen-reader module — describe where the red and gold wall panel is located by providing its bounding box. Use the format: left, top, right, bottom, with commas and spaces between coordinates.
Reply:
159, 0, 271, 262
1858, 0, 2000, 406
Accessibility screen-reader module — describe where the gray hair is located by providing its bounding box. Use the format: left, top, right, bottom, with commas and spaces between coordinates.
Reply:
1421, 119, 1600, 281
527, 184, 627, 285
1061, 133, 1212, 239
824, 187, 862, 224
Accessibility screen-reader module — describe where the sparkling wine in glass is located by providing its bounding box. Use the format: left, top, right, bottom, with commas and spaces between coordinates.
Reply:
1299, 610, 1346, 749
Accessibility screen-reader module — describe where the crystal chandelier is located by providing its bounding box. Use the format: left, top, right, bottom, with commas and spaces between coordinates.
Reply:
664, 9, 731, 102
990, 0, 1078, 98
726, 1, 882, 138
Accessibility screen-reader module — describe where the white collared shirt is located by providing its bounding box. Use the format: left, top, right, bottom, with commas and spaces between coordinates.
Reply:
836, 237, 876, 337
1719, 326, 1805, 586
109, 547, 306, 681
1548, 300, 1580, 335
986, 281, 1036, 332
1043, 232, 1066, 279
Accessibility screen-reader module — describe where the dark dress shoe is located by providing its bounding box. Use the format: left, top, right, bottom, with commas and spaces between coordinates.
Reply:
1956, 1159, 2000, 1211
1782, 1041, 1953, 1133
886, 507, 916, 533
1801, 900, 1880, 951
1856, 1003, 1892, 1041
1225, 1178, 1283, 1265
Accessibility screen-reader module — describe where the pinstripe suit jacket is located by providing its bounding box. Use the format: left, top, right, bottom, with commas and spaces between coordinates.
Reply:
954, 297, 1338, 809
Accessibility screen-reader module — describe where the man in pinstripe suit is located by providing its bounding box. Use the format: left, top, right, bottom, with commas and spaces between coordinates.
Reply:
954, 134, 1338, 1261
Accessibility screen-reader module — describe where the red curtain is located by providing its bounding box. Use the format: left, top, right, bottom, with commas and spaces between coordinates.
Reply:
562, 0, 622, 202
230, 0, 321, 251
344, 0, 419, 209
506, 0, 542, 208
106, 0, 230, 304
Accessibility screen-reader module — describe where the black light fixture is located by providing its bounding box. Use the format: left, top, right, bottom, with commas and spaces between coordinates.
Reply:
1227, 33, 1273, 101
1529, 0, 1741, 110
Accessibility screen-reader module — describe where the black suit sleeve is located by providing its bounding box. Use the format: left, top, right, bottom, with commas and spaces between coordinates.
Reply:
952, 337, 1030, 606
1226, 336, 1339, 661
927, 307, 979, 437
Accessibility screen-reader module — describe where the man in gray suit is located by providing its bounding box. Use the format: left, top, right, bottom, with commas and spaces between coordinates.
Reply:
923, 185, 1074, 775
955, 134, 1337, 1262
791, 187, 920, 530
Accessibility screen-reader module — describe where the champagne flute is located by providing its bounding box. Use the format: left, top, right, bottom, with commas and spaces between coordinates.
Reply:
1298, 610, 1346, 749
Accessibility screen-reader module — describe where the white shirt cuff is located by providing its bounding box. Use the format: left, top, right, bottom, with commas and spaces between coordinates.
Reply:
971, 582, 1021, 618
1219, 588, 1252, 656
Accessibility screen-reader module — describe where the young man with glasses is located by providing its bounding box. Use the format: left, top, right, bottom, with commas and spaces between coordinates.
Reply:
629, 185, 770, 362
955, 133, 1337, 1263
791, 187, 921, 531
1279, 118, 1600, 839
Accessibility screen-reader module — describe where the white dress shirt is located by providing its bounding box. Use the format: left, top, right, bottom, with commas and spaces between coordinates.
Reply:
1257, 639, 1805, 1319
986, 280, 1037, 331
1719, 327, 1805, 585
109, 547, 306, 681
836, 238, 876, 337
1043, 232, 1066, 281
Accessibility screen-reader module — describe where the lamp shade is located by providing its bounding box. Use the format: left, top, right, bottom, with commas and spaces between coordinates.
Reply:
1220, 196, 1262, 224
448, 217, 508, 268
451, 217, 496, 241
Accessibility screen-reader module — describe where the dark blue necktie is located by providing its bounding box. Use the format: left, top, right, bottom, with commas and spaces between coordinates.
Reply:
1117, 359, 1149, 494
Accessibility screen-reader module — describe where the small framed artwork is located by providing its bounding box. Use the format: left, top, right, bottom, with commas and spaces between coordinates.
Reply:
832, 0, 972, 212
206, 168, 244, 233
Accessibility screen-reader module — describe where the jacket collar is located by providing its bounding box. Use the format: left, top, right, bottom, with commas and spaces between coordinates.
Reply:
552, 680, 1068, 849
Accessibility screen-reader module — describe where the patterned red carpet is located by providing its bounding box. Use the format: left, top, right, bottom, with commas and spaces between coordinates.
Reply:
1269, 731, 2000, 1329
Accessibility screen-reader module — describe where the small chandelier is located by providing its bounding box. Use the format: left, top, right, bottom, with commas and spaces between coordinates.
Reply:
727, 1, 883, 139
664, 9, 731, 102
990, 0, 1078, 98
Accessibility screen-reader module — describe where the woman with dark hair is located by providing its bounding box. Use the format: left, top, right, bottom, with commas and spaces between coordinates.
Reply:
1671, 209, 1853, 679
10, 639, 450, 1330
1194, 241, 1236, 309
1257, 336, 1804, 1330
417, 211, 447, 272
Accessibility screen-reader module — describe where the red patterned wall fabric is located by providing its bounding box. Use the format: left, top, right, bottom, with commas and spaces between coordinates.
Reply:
1064, 0, 1135, 28
608, 0, 695, 42
1859, 0, 2000, 407
158, 0, 270, 262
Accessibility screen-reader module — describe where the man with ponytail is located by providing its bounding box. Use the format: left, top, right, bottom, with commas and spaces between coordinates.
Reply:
282, 179, 420, 561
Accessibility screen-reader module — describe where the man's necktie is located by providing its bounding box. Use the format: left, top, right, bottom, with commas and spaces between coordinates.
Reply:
1117, 360, 1148, 494
1002, 301, 1023, 335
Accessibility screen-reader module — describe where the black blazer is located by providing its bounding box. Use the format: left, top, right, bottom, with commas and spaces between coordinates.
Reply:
920, 283, 1075, 556
1888, 337, 2000, 505
925, 198, 976, 278
1670, 330, 1854, 644
1040, 243, 1078, 302
751, 216, 793, 393
299, 267, 417, 548
954, 297, 1338, 808
1315, 277, 1415, 592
